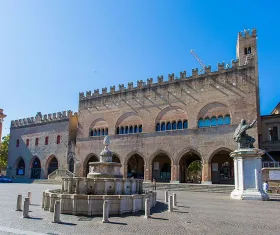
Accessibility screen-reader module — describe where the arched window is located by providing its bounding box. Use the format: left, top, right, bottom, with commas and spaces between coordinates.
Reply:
204, 118, 211, 127
101, 128, 105, 136
93, 129, 97, 136
172, 121, 176, 130
105, 128, 108, 135
90, 130, 93, 136
134, 125, 138, 133
45, 137, 49, 145
166, 122, 171, 131
156, 123, 160, 131
35, 138, 39, 146
211, 117, 217, 126
183, 120, 188, 129
161, 122, 166, 131
120, 126, 124, 134
218, 116, 224, 125
125, 126, 129, 134
177, 121, 182, 129
198, 118, 204, 128
224, 115, 231, 125
139, 125, 142, 133
129, 126, 133, 134
26, 139, 29, 147
116, 127, 119, 135
98, 129, 101, 136
56, 135, 61, 144
16, 139, 19, 147
16, 158, 25, 175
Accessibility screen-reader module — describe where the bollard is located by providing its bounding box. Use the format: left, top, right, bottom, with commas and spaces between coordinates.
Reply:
173, 193, 177, 207
102, 200, 109, 223
144, 198, 150, 218
28, 192, 32, 204
16, 194, 22, 211
23, 198, 30, 218
52, 200, 61, 223
165, 191, 168, 203
168, 195, 173, 212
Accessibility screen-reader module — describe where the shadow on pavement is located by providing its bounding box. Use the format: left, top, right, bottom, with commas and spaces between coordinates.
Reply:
57, 222, 77, 226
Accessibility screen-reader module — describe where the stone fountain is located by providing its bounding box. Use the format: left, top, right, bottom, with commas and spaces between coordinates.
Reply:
42, 136, 156, 216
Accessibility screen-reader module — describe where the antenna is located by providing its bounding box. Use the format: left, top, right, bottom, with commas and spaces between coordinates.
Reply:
190, 49, 207, 73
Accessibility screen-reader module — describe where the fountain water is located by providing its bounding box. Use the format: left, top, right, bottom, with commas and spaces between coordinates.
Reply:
42, 136, 156, 216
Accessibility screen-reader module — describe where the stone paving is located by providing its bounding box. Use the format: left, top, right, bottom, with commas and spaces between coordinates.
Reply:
0, 183, 279, 235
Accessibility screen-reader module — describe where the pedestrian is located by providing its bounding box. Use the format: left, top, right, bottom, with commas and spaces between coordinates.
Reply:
152, 178, 156, 191
263, 180, 269, 193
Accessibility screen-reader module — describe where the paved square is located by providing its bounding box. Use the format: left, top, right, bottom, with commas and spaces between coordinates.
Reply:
0, 183, 279, 235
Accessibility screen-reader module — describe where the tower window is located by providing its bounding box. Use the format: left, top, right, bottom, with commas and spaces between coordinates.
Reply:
16, 139, 19, 147
45, 137, 49, 145
26, 139, 30, 147
244, 47, 251, 55
56, 135, 61, 144
35, 138, 39, 146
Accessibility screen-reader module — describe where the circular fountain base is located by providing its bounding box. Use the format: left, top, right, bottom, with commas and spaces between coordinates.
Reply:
42, 190, 156, 216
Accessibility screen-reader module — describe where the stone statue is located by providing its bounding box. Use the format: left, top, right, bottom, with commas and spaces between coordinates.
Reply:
234, 119, 257, 149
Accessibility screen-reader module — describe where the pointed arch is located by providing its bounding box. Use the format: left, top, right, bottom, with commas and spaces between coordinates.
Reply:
197, 102, 232, 120
46, 155, 59, 175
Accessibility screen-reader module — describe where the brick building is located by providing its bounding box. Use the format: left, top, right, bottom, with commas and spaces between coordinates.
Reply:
0, 109, 7, 143
7, 111, 77, 179
260, 102, 280, 166
75, 29, 260, 184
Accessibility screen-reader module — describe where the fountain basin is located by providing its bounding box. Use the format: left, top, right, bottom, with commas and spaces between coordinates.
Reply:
42, 190, 156, 216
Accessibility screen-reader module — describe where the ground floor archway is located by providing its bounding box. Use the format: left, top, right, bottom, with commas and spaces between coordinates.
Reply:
210, 150, 233, 184
16, 158, 25, 176
31, 157, 41, 179
127, 154, 144, 179
179, 152, 202, 183
47, 156, 58, 175
152, 153, 171, 182
84, 154, 99, 177
112, 154, 121, 163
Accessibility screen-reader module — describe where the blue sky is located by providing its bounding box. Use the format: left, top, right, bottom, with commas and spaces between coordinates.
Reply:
0, 0, 279, 137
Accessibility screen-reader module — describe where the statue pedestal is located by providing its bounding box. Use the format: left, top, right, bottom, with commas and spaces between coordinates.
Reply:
230, 148, 269, 201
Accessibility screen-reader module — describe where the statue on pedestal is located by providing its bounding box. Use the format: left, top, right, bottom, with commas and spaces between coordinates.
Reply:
233, 119, 257, 149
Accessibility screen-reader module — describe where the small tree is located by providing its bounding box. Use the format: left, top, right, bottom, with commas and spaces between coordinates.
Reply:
0, 135, 10, 172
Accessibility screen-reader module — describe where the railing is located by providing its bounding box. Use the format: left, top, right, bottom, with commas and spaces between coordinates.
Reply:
261, 140, 280, 145
48, 169, 74, 179
262, 162, 280, 168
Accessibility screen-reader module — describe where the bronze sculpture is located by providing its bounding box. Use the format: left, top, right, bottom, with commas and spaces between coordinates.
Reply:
234, 119, 257, 149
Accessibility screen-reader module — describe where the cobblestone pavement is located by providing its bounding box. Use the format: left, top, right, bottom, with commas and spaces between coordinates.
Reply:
0, 183, 279, 235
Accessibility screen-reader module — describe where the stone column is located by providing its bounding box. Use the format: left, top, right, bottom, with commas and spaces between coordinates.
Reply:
16, 194, 22, 211
145, 164, 152, 182
102, 200, 110, 223
201, 163, 212, 184
123, 164, 128, 178
144, 198, 150, 218
171, 164, 179, 183
23, 198, 30, 218
52, 200, 61, 223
